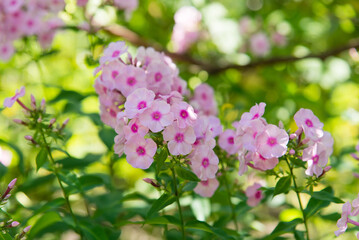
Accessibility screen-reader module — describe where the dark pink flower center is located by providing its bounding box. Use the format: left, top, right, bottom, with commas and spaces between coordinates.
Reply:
312, 155, 319, 164
201, 158, 209, 168
227, 137, 234, 144
137, 101, 147, 110
305, 119, 313, 127
175, 133, 184, 143
259, 154, 266, 161
180, 110, 188, 119
11, 0, 16, 6
127, 77, 136, 86
255, 191, 262, 199
152, 111, 162, 121
201, 180, 209, 186
253, 131, 258, 139
27, 20, 34, 27
109, 109, 116, 117
154, 72, 162, 82
267, 137, 277, 146
1, 47, 7, 53
111, 70, 119, 79
131, 124, 138, 133
136, 146, 146, 156
252, 113, 259, 120
112, 50, 120, 57
201, 93, 207, 100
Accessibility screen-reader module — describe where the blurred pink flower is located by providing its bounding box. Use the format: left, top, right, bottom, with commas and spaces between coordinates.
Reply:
250, 32, 270, 57
245, 183, 263, 207
0, 42, 15, 62
0, 147, 12, 167
335, 202, 351, 237
194, 178, 219, 198
3, 86, 25, 108
218, 129, 239, 155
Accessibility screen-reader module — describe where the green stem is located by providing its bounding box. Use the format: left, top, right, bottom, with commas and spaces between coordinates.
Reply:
170, 167, 185, 240
39, 128, 82, 237
220, 160, 238, 231
285, 158, 310, 240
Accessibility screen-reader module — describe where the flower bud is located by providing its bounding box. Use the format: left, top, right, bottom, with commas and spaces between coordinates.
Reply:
289, 149, 295, 155
143, 178, 160, 188
290, 133, 297, 139
30, 94, 36, 109
11, 221, 19, 227
23, 225, 31, 233
48, 118, 56, 128
8, 178, 17, 189
60, 118, 70, 130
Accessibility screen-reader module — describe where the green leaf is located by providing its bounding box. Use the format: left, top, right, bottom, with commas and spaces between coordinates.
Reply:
175, 166, 200, 182
185, 220, 214, 234
33, 198, 66, 216
155, 148, 168, 174
273, 176, 291, 197
28, 211, 62, 238
264, 218, 303, 240
36, 147, 48, 171
56, 154, 101, 169
147, 193, 176, 218
81, 224, 108, 240
304, 188, 344, 203
294, 230, 306, 240
304, 187, 333, 219
146, 215, 180, 226
99, 128, 116, 150
49, 90, 87, 103
0, 233, 13, 240
182, 181, 197, 192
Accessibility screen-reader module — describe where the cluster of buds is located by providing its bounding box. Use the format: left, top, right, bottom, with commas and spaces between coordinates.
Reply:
3, 87, 70, 146
0, 178, 31, 239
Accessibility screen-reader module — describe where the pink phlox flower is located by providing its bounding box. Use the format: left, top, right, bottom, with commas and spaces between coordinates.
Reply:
251, 152, 279, 171
124, 134, 157, 169
351, 194, 359, 216
218, 129, 240, 155
240, 118, 266, 152
100, 105, 119, 128
159, 91, 183, 105
3, 0, 24, 13
192, 83, 218, 116
171, 101, 197, 128
21, 13, 41, 35
194, 178, 219, 198
238, 16, 251, 35
0, 42, 15, 62
124, 88, 155, 119
100, 41, 128, 65
191, 145, 219, 180
294, 108, 324, 141
163, 124, 196, 155
237, 148, 249, 176
139, 100, 174, 133
136, 47, 162, 67
255, 124, 289, 159
302, 142, 330, 177
115, 65, 147, 97
171, 77, 189, 96
335, 201, 351, 237
207, 116, 223, 137
239, 102, 266, 126
250, 32, 270, 57
123, 118, 148, 140
245, 183, 264, 207
146, 60, 174, 95
101, 61, 125, 90
4, 86, 25, 108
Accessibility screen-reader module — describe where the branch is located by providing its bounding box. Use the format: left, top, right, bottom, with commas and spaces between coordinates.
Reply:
103, 24, 359, 74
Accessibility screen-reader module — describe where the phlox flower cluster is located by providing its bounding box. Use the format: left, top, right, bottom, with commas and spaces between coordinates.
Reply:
95, 41, 222, 197
293, 108, 333, 177
335, 195, 359, 239
238, 16, 287, 57
171, 6, 202, 54
0, 0, 65, 62
217, 104, 333, 179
